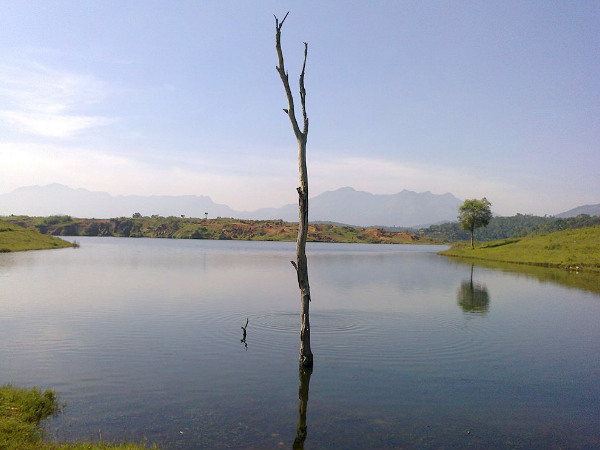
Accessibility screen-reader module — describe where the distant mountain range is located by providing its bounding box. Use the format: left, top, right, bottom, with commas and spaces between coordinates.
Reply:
0, 184, 467, 227
249, 187, 464, 227
555, 203, 600, 218
0, 183, 238, 221
1, 184, 597, 227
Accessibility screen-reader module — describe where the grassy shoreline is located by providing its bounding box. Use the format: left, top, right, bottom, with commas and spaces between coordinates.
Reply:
0, 384, 155, 450
439, 225, 600, 272
0, 223, 75, 252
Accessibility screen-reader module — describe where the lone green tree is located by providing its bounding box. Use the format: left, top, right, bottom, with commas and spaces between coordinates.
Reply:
458, 197, 492, 249
274, 12, 313, 368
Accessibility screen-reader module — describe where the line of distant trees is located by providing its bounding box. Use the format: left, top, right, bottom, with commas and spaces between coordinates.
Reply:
6, 212, 600, 244
416, 213, 600, 242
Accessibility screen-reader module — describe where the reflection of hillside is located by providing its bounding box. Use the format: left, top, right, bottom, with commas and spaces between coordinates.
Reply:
311, 249, 453, 294
451, 257, 600, 296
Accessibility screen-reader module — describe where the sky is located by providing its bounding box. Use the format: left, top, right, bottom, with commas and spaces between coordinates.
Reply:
0, 1, 598, 216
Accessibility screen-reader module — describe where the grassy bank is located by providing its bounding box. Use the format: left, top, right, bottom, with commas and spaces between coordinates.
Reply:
0, 223, 75, 252
0, 385, 154, 450
439, 225, 600, 271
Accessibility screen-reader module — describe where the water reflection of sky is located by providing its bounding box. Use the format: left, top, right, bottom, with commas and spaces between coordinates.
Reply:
0, 237, 598, 449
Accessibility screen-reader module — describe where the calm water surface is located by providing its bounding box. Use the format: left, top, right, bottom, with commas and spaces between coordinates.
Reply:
0, 237, 598, 449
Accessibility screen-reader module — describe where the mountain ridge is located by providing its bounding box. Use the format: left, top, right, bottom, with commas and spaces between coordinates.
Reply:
0, 184, 466, 227
555, 203, 600, 218
4, 183, 594, 227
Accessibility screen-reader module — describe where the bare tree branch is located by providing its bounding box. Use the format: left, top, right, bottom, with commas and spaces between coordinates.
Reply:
275, 12, 303, 140
274, 11, 289, 28
300, 42, 309, 136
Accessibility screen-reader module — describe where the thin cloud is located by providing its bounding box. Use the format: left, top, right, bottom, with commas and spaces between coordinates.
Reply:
0, 142, 591, 216
310, 156, 503, 196
0, 142, 296, 210
1, 110, 111, 138
0, 62, 112, 138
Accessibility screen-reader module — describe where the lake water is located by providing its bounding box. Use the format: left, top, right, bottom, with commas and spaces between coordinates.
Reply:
1, 237, 598, 449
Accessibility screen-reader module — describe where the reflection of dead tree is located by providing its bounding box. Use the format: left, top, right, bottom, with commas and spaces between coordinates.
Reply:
275, 12, 313, 368
241, 318, 248, 350
293, 365, 312, 450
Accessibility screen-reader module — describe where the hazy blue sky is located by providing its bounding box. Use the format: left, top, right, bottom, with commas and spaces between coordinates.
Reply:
1, 1, 598, 215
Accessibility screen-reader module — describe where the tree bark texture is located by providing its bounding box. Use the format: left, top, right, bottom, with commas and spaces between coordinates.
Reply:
275, 12, 313, 367
470, 226, 475, 249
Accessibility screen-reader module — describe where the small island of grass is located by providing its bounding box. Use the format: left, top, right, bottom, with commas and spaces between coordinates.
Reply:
0, 223, 76, 252
440, 224, 600, 272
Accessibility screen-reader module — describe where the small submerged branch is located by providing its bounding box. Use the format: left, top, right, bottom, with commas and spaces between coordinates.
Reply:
241, 318, 249, 350
241, 317, 249, 337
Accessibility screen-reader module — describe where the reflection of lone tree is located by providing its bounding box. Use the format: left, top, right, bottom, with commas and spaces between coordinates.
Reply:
458, 265, 490, 314
458, 197, 492, 249
275, 12, 313, 367
293, 366, 312, 450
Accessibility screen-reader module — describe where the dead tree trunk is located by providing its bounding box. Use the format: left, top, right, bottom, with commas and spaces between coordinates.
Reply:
275, 12, 313, 368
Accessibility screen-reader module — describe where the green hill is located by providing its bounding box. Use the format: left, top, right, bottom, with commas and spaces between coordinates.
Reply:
0, 222, 75, 252
440, 225, 600, 271
416, 213, 600, 243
